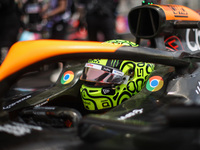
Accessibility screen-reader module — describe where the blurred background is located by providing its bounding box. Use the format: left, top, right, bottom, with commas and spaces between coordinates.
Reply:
0, 0, 200, 63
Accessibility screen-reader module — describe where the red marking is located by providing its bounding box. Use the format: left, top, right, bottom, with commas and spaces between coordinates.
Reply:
65, 120, 73, 127
86, 63, 94, 67
168, 39, 179, 50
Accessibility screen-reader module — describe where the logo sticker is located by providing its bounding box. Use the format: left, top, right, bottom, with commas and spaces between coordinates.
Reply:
195, 81, 200, 95
169, 5, 188, 18
61, 71, 74, 85
118, 108, 143, 120
146, 76, 164, 92
0, 122, 42, 136
165, 36, 184, 51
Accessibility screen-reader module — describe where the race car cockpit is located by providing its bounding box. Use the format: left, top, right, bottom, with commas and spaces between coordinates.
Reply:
0, 3, 200, 150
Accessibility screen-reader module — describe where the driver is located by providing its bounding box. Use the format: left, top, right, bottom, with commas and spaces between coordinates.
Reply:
79, 39, 155, 112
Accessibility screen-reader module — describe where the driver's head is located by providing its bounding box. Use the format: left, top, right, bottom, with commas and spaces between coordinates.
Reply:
80, 40, 155, 112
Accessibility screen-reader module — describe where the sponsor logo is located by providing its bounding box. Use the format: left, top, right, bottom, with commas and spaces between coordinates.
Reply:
165, 36, 184, 51
102, 89, 110, 94
3, 95, 32, 110
102, 66, 112, 72
61, 71, 74, 85
86, 63, 102, 70
186, 29, 200, 51
86, 63, 94, 67
146, 76, 164, 92
113, 70, 124, 76
170, 5, 188, 18
118, 108, 143, 120
195, 81, 200, 95
0, 122, 42, 136
35, 100, 48, 107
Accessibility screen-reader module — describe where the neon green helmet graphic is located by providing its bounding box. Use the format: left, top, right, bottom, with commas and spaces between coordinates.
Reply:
80, 40, 154, 111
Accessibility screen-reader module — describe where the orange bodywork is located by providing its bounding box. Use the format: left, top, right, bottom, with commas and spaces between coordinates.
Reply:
0, 40, 121, 81
158, 4, 200, 21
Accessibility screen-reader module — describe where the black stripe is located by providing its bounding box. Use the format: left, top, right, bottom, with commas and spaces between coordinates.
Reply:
82, 88, 114, 109
106, 59, 123, 69
120, 61, 136, 71
117, 91, 132, 105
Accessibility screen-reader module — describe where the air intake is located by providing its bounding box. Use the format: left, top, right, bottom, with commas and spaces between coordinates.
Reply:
128, 5, 163, 38
128, 4, 200, 39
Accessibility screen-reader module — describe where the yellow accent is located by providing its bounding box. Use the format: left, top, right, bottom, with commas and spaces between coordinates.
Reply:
0, 40, 121, 81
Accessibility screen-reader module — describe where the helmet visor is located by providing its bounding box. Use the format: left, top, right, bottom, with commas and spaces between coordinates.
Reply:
80, 63, 125, 84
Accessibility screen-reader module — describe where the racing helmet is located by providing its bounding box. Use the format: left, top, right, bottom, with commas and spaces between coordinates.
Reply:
80, 40, 155, 111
